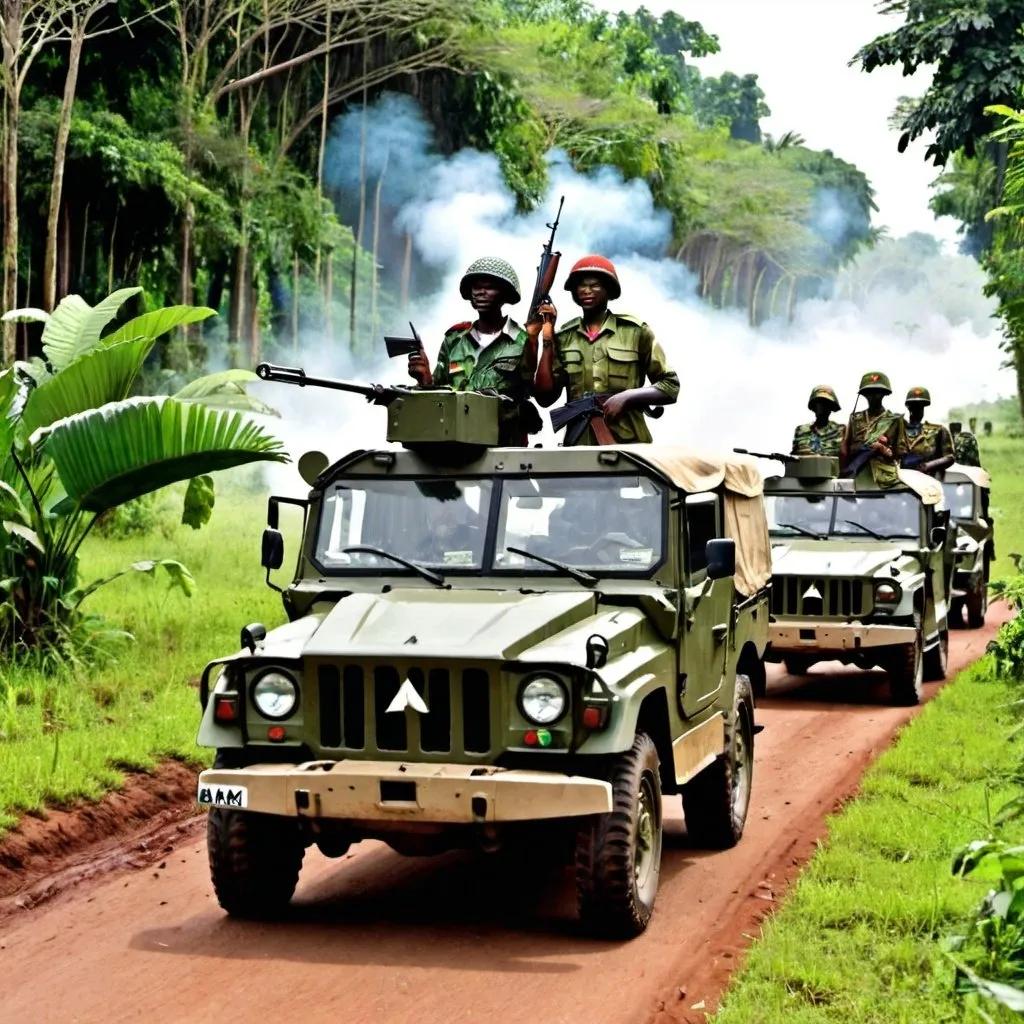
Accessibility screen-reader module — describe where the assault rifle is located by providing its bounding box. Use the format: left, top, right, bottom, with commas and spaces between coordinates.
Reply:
255, 362, 409, 405
527, 196, 564, 322
384, 322, 424, 359
553, 393, 664, 447
733, 448, 798, 464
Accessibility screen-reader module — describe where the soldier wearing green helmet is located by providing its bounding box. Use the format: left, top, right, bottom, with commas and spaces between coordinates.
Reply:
902, 386, 955, 476
407, 256, 540, 445
841, 371, 908, 489
791, 385, 845, 456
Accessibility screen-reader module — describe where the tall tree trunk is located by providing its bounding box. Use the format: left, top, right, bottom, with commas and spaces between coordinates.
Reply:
3, 86, 20, 361
313, 0, 331, 291
43, 26, 84, 312
348, 57, 368, 350
292, 250, 300, 352
247, 258, 260, 367
370, 150, 389, 340
206, 259, 226, 313
58, 201, 70, 299
78, 200, 89, 288
400, 232, 412, 312
229, 239, 247, 368
107, 208, 118, 295
325, 249, 333, 343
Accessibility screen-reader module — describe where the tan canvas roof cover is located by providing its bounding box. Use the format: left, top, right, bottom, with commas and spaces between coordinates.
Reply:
621, 445, 770, 596
896, 468, 944, 505
946, 464, 992, 489
621, 445, 764, 498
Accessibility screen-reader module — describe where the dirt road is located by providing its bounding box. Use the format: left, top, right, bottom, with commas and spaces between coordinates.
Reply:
0, 609, 1010, 1024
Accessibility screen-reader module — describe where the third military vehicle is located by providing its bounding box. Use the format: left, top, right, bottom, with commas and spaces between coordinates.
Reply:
193, 367, 772, 938
943, 464, 994, 629
761, 456, 954, 705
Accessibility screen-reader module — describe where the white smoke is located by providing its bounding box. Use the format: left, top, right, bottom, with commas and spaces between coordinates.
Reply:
256, 93, 1013, 496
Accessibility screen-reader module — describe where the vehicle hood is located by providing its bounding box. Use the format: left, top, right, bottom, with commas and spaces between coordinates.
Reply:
295, 589, 601, 661
771, 540, 919, 578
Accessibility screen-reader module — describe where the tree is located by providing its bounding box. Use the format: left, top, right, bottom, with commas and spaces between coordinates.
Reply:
691, 71, 770, 144
854, 0, 1024, 165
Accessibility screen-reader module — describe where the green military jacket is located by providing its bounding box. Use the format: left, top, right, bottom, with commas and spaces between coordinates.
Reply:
550, 312, 679, 444
432, 319, 539, 445
792, 420, 844, 457
954, 430, 981, 467
904, 420, 954, 463
848, 409, 908, 489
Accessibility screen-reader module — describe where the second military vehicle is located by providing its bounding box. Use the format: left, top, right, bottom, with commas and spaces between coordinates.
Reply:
761, 456, 954, 705
943, 464, 994, 629
193, 369, 772, 938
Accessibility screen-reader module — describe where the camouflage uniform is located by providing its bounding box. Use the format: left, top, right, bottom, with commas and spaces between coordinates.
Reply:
903, 388, 954, 474
846, 372, 907, 489
549, 313, 679, 444
792, 385, 844, 456
954, 430, 982, 467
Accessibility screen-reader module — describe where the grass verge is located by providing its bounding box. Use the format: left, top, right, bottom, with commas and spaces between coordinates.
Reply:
0, 473, 300, 834
712, 656, 1023, 1023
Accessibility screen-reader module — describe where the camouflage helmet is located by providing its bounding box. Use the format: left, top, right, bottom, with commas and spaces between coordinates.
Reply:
858, 370, 892, 396
808, 385, 840, 413
905, 386, 931, 406
459, 257, 521, 305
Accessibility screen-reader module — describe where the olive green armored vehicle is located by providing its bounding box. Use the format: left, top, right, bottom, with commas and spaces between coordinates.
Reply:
943, 464, 994, 629
761, 456, 954, 705
194, 366, 772, 938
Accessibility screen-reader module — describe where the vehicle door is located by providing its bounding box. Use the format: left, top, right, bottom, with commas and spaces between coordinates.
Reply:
680, 492, 733, 716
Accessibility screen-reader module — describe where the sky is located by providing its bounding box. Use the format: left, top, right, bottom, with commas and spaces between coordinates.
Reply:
589, 0, 962, 250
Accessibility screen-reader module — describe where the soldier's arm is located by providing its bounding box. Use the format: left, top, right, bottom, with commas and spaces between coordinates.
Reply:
640, 327, 679, 404
533, 317, 566, 408
791, 428, 805, 456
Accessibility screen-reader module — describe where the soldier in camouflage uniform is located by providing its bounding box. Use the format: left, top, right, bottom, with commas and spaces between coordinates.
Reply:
950, 421, 982, 467
902, 386, 955, 476
407, 257, 540, 446
792, 385, 845, 456
531, 255, 679, 444
842, 371, 908, 489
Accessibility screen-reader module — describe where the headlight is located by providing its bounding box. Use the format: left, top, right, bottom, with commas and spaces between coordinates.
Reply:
875, 582, 900, 604
519, 675, 568, 726
251, 670, 298, 720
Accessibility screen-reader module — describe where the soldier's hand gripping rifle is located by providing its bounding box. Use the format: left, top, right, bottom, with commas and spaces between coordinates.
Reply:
527, 196, 565, 323
255, 363, 409, 406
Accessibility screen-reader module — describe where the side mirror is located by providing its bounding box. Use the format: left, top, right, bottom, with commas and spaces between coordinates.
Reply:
267, 497, 280, 530
586, 633, 609, 669
241, 622, 267, 654
706, 538, 736, 580
262, 528, 284, 570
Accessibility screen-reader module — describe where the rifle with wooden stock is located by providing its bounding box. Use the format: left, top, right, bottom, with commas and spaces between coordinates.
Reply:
527, 195, 564, 323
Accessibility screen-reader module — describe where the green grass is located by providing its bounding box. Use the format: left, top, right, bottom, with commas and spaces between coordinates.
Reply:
978, 434, 1023, 580
713, 658, 1024, 1024
0, 471, 300, 833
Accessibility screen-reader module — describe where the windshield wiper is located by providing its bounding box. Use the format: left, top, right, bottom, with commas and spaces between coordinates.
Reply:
776, 522, 825, 540
342, 546, 447, 587
839, 520, 889, 542
505, 546, 598, 587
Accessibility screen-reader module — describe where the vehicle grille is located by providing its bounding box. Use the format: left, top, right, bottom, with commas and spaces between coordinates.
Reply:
315, 663, 493, 757
770, 576, 874, 619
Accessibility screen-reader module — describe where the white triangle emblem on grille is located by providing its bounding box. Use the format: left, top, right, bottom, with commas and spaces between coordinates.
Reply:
387, 678, 429, 714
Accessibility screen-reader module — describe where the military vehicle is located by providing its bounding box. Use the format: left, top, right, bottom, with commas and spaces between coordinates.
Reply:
760, 456, 954, 705
193, 367, 772, 938
943, 464, 994, 629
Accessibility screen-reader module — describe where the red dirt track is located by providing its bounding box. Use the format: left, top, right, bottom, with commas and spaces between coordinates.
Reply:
0, 606, 1011, 1024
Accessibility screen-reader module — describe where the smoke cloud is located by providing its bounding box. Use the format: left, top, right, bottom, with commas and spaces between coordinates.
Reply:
256, 92, 1013, 496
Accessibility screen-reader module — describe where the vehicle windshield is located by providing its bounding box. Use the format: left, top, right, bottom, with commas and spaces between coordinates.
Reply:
942, 481, 976, 520
495, 475, 665, 573
315, 474, 666, 575
766, 492, 922, 540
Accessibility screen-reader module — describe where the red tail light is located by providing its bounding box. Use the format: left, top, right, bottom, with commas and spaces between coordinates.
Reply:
213, 695, 239, 723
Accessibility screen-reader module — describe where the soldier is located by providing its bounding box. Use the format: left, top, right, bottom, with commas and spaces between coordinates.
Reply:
841, 371, 908, 489
902, 386, 955, 476
531, 255, 679, 445
407, 256, 540, 446
950, 421, 982, 467
792, 385, 845, 456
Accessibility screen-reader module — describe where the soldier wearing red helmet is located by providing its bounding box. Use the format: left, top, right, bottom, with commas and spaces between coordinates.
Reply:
530, 255, 678, 444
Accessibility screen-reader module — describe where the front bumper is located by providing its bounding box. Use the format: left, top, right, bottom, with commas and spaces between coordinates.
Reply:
197, 760, 613, 823
770, 620, 916, 653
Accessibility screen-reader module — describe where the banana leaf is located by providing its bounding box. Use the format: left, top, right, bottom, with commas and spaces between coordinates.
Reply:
43, 397, 288, 513
101, 306, 216, 348
21, 337, 154, 437
41, 287, 142, 371
174, 369, 279, 417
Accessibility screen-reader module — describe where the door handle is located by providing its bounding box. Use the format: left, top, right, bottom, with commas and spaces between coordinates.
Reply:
712, 623, 728, 643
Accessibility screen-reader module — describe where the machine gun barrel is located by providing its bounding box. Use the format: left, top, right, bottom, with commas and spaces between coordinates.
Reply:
254, 363, 403, 405
733, 447, 798, 463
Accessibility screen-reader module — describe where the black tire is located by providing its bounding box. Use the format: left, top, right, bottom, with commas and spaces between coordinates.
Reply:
966, 575, 988, 629
575, 732, 663, 939
923, 628, 948, 682
207, 808, 305, 918
888, 612, 923, 706
949, 597, 965, 630
681, 675, 755, 849
783, 655, 813, 677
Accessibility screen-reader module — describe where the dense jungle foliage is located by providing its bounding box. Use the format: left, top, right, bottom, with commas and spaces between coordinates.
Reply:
0, 0, 881, 380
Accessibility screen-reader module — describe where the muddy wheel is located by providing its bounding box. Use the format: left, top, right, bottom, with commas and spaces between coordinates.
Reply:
949, 597, 965, 629
966, 575, 988, 629
207, 808, 305, 918
923, 628, 948, 682
575, 732, 663, 939
783, 655, 813, 677
888, 612, 923, 706
682, 675, 755, 849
